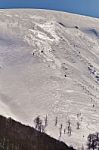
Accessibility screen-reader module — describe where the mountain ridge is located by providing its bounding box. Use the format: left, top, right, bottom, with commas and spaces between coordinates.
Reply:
0, 115, 75, 150
0, 9, 99, 148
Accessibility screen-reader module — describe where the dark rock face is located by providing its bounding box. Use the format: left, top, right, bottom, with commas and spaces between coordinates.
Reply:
0, 115, 75, 150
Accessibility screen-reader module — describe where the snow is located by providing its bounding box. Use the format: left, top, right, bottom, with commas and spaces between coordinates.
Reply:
0, 100, 17, 119
0, 9, 99, 149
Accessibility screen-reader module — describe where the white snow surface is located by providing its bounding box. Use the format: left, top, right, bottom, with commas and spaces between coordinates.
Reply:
0, 9, 99, 149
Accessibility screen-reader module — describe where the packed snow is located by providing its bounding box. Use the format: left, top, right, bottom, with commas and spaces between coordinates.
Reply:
0, 9, 99, 149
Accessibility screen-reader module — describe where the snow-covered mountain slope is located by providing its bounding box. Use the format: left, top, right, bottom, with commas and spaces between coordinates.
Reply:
0, 9, 99, 149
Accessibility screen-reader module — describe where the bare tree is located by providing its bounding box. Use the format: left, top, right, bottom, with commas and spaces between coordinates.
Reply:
77, 122, 80, 130
55, 117, 58, 126
44, 115, 48, 127
67, 120, 72, 136
64, 128, 66, 134
34, 116, 42, 132
59, 124, 63, 139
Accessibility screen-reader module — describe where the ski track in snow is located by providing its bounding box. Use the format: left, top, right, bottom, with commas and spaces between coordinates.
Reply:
0, 9, 99, 149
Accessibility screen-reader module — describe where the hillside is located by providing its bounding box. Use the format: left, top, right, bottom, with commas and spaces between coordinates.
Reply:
0, 115, 75, 150
0, 9, 99, 149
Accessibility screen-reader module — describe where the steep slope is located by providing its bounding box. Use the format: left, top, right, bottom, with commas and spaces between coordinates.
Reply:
0, 115, 75, 150
0, 9, 99, 149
